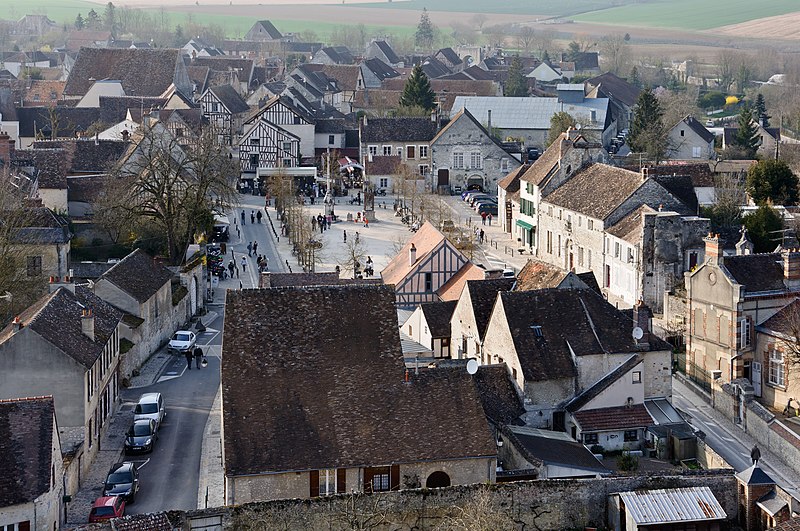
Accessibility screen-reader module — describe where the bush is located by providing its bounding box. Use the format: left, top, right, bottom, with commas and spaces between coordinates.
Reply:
617, 451, 639, 471
698, 91, 726, 109
590, 444, 605, 454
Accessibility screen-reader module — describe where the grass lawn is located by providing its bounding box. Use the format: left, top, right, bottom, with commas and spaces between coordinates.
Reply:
574, 0, 800, 30
351, 0, 635, 17
2, 0, 100, 25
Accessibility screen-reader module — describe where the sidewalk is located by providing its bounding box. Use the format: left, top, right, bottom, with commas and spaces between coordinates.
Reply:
197, 386, 224, 509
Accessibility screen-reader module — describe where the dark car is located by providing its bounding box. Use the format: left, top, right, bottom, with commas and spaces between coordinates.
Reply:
477, 204, 498, 216
103, 462, 139, 503
124, 419, 158, 454
211, 224, 229, 242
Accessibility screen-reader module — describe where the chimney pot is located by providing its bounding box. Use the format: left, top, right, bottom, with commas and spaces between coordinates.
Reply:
782, 248, 800, 282
81, 308, 95, 341
12, 316, 22, 331
704, 233, 722, 266
409, 243, 417, 266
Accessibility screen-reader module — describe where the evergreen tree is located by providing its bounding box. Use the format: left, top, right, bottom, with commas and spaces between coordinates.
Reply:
628, 88, 667, 161
541, 49, 551, 63
565, 41, 582, 62
86, 9, 101, 29
746, 159, 799, 206
755, 93, 770, 128
734, 105, 760, 159
399, 65, 436, 112
743, 205, 783, 253
504, 56, 527, 97
547, 112, 576, 146
75, 13, 85, 30
174, 25, 185, 47
415, 8, 436, 50
103, 2, 116, 34
629, 66, 642, 88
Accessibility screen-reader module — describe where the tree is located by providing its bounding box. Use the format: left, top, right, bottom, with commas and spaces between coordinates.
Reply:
704, 173, 746, 231
755, 93, 771, 128
415, 8, 436, 50
470, 13, 488, 32
97, 125, 238, 264
504, 55, 527, 97
746, 159, 799, 206
515, 26, 535, 56
75, 13, 85, 30
628, 88, 668, 162
339, 237, 367, 279
547, 112, 576, 146
399, 65, 436, 112
599, 33, 629, 76
103, 2, 116, 34
629, 66, 642, 88
565, 41, 582, 62
85, 9, 101, 29
734, 105, 761, 159
743, 204, 783, 253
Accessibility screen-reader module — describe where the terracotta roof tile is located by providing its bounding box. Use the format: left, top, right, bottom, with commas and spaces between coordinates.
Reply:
473, 365, 525, 426
544, 164, 644, 220
573, 404, 653, 432
437, 262, 485, 301
515, 259, 569, 291
498, 163, 529, 193
606, 205, 655, 243
382, 221, 446, 287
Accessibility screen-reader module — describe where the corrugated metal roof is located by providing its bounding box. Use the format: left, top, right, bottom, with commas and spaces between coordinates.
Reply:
450, 96, 608, 130
645, 398, 684, 424
619, 487, 726, 525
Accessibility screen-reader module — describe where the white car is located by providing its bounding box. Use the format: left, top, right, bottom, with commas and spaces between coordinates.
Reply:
705, 120, 714, 127
168, 331, 196, 354
133, 393, 165, 427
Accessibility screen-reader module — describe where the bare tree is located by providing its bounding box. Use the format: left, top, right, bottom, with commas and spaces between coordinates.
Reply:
515, 26, 536, 56
657, 86, 703, 132
339, 236, 367, 279
471, 13, 488, 32
716, 50, 737, 92
599, 33, 630, 76
435, 489, 517, 531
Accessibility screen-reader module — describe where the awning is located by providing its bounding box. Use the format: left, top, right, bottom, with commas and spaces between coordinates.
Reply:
516, 220, 534, 231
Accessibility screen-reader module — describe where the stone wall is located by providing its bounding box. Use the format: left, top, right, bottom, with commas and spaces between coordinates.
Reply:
159, 472, 739, 531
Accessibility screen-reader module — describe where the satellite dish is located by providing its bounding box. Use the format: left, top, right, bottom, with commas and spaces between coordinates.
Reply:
632, 327, 644, 340
466, 359, 479, 375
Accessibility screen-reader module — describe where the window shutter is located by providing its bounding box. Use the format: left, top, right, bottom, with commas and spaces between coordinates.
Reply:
309, 470, 319, 497
19, 522, 31, 531
337, 468, 346, 493
390, 464, 400, 490
363, 468, 374, 493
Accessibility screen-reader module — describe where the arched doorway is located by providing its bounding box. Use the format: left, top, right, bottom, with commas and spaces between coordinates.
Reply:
466, 175, 484, 192
190, 276, 197, 315
426, 471, 451, 488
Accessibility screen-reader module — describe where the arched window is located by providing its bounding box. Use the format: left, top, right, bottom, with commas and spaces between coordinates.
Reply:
426, 471, 451, 488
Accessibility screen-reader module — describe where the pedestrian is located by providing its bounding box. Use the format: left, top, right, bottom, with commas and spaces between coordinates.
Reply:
366, 256, 373, 276
343, 230, 347, 243
250, 211, 255, 224
220, 242, 227, 255
312, 216, 317, 230
194, 346, 204, 369
481, 211, 487, 225
487, 213, 493, 226
253, 241, 258, 255
247, 241, 253, 256
480, 229, 485, 244
256, 210, 262, 223
228, 260, 234, 278
355, 231, 360, 243
751, 445, 761, 465
241, 256, 247, 272
241, 211, 245, 224
184, 349, 193, 370
364, 216, 369, 228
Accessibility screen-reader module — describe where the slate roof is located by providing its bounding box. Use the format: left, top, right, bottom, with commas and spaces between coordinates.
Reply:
209, 84, 249, 114
63, 48, 183, 98
577, 271, 602, 295
676, 115, 715, 144
13, 207, 71, 244
735, 464, 776, 485
758, 299, 800, 335
515, 259, 569, 292
16, 106, 104, 138
473, 365, 525, 427
566, 355, 642, 413
361, 117, 439, 143
585, 72, 641, 108
192, 56, 254, 83
724, 126, 781, 145
498, 289, 665, 383
32, 139, 128, 174
563, 52, 599, 71
250, 20, 283, 40
651, 173, 698, 213
25, 149, 68, 188
362, 58, 400, 82
0, 286, 122, 368
573, 404, 654, 432
0, 396, 56, 507
468, 278, 516, 339
639, 162, 715, 187
70, 261, 115, 280
544, 164, 645, 220
221, 285, 496, 475
374, 40, 401, 65
420, 300, 457, 338
318, 46, 354, 65
98, 249, 173, 303
504, 426, 609, 473
186, 65, 210, 94
723, 253, 786, 293
436, 47, 462, 66
420, 56, 452, 79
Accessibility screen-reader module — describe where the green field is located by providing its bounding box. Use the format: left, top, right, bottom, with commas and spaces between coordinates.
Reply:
573, 0, 800, 30
352, 0, 636, 17
2, 0, 99, 25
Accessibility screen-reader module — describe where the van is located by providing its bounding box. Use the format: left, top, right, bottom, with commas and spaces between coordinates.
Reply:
133, 393, 165, 427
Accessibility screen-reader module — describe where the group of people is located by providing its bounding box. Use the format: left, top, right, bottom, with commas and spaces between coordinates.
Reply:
184, 346, 205, 370
480, 211, 493, 225
474, 226, 486, 244
241, 210, 262, 224
311, 214, 332, 233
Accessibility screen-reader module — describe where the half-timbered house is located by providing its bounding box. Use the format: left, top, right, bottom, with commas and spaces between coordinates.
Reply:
198, 84, 249, 145
244, 96, 315, 160
238, 119, 301, 177
382, 222, 480, 307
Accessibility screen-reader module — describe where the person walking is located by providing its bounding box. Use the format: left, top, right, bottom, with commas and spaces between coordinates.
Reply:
220, 242, 226, 255
184, 349, 193, 370
343, 230, 347, 243
311, 216, 317, 231
241, 256, 247, 273
364, 216, 369, 228
253, 241, 258, 255
250, 211, 256, 224
247, 241, 253, 256
481, 211, 487, 225
228, 260, 235, 278
241, 210, 245, 224
479, 229, 485, 244
487, 213, 493, 226
193, 346, 204, 369
256, 210, 262, 223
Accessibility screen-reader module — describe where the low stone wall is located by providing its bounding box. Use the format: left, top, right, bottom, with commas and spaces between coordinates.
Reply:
696, 438, 731, 471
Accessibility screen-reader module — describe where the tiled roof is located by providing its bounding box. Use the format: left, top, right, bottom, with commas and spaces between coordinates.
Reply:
473, 365, 525, 426
67, 175, 104, 204
420, 300, 457, 338
0, 286, 122, 368
606, 205, 655, 243
262, 272, 382, 288
515, 259, 569, 292
365, 155, 400, 176
420, 56, 452, 79
382, 222, 445, 286
520, 132, 571, 185
774, 518, 800, 531
504, 426, 609, 473
431, 108, 513, 157
209, 84, 249, 114
32, 139, 128, 173
638, 161, 715, 187
0, 396, 56, 506
436, 47, 462, 66
468, 278, 516, 339
723, 253, 786, 293
25, 148, 68, 188
758, 299, 800, 335
498, 163, 529, 193
383, 77, 498, 98
99, 249, 173, 303
566, 355, 642, 413
650, 174, 698, 211
353, 89, 401, 111
250, 20, 283, 40
724, 126, 781, 145
361, 116, 439, 143
317, 64, 361, 92
573, 404, 653, 432
544, 164, 644, 220
64, 48, 183, 97
362, 58, 400, 81
22, 80, 65, 106
585, 72, 641, 108
186, 65, 210, 93
577, 271, 601, 295
221, 285, 495, 475
374, 40, 401, 65
13, 207, 71, 244
676, 115, 715, 144
563, 51, 599, 71
437, 262, 485, 301
16, 106, 104, 138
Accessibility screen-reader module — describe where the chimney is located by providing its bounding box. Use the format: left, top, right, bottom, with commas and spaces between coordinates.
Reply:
94, 132, 99, 146
12, 316, 22, 332
704, 232, 722, 266
409, 243, 417, 266
259, 271, 271, 288
121, 129, 130, 142
487, 109, 492, 132
49, 275, 75, 294
590, 109, 596, 123
782, 248, 800, 285
633, 300, 652, 350
81, 309, 95, 341
0, 131, 13, 163
641, 167, 649, 181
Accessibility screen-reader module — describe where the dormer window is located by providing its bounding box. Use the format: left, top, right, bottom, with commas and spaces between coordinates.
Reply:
530, 325, 543, 337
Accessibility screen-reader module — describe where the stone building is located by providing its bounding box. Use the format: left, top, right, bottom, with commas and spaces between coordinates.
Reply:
754, 300, 800, 417
450, 278, 515, 362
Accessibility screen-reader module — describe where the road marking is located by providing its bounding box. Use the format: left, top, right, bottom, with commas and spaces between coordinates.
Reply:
156, 375, 180, 383
133, 458, 151, 469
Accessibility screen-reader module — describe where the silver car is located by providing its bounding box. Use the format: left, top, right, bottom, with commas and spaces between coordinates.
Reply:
133, 392, 165, 427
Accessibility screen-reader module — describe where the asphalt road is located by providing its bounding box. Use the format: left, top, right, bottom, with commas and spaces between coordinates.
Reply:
121, 310, 224, 515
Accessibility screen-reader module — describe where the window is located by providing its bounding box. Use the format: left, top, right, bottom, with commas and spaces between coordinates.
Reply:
175, 127, 184, 138
588, 219, 594, 230
419, 145, 428, 158
396, 147, 402, 157
282, 158, 292, 167
500, 158, 510, 172
282, 142, 292, 152
33, 93, 41, 101
211, 102, 219, 112
418, 164, 429, 176
578, 216, 582, 227
470, 152, 482, 169
624, 430, 638, 442
383, 145, 392, 156
632, 371, 642, 384
546, 231, 553, 254
548, 206, 553, 217
250, 138, 260, 145
369, 145, 378, 156
407, 145, 416, 159
520, 198, 535, 216
614, 242, 620, 258
557, 235, 561, 257
453, 151, 464, 169
328, 134, 335, 145
738, 318, 752, 349
372, 472, 390, 492
587, 250, 592, 268
379, 178, 388, 188
249, 154, 259, 167
2, 522, 31, 531
319, 469, 336, 496
769, 348, 785, 387
680, 129, 685, 137
424, 272, 433, 292
583, 433, 598, 445
293, 116, 301, 125
578, 247, 584, 267
627, 247, 635, 263
26, 256, 42, 277
692, 146, 702, 158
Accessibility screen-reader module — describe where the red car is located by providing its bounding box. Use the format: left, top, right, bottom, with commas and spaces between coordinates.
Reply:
88, 496, 125, 522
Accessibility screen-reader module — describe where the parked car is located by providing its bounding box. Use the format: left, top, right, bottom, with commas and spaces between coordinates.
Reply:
705, 119, 714, 127
133, 392, 165, 427
124, 419, 159, 454
103, 462, 139, 503
462, 190, 482, 201
476, 204, 498, 216
474, 200, 497, 212
88, 496, 126, 523
468, 194, 493, 206
168, 330, 196, 354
